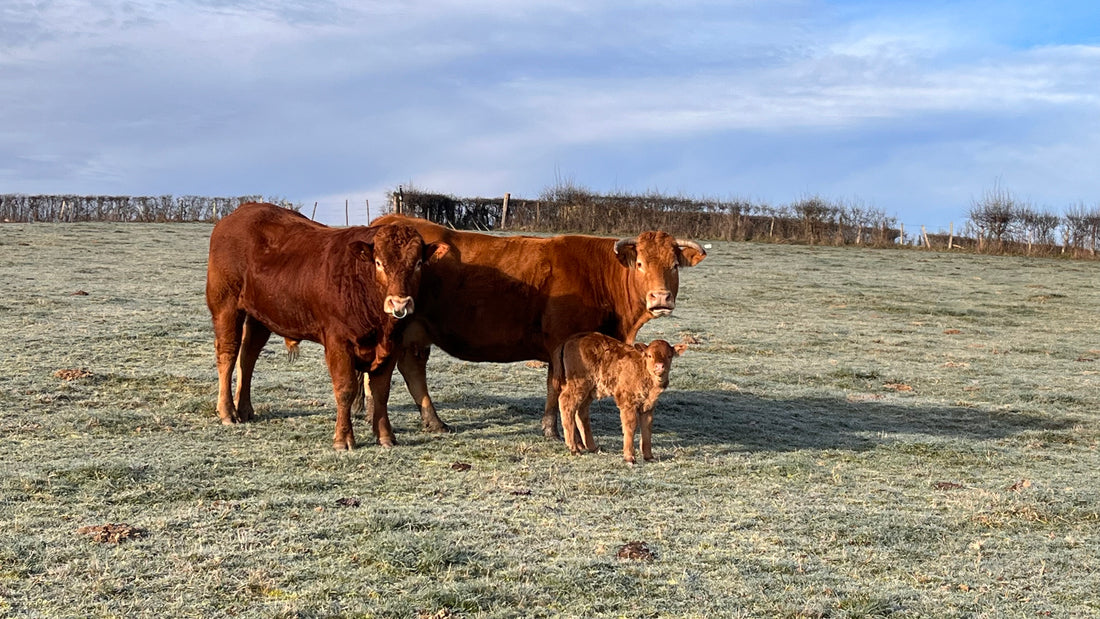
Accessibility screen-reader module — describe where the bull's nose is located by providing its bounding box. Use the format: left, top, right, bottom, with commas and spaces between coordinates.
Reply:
385, 296, 414, 319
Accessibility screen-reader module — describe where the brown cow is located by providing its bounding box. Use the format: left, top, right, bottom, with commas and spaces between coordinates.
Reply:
556, 333, 687, 463
369, 214, 706, 439
205, 203, 448, 449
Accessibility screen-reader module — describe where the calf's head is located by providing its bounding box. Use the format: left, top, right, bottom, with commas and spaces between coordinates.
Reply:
635, 339, 688, 389
615, 231, 706, 317
352, 224, 449, 319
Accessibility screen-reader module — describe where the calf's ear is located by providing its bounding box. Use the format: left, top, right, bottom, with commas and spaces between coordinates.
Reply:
425, 242, 450, 263
673, 343, 688, 356
350, 240, 375, 261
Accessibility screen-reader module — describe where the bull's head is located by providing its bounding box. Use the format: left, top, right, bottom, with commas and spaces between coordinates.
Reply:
615, 231, 706, 317
353, 225, 449, 319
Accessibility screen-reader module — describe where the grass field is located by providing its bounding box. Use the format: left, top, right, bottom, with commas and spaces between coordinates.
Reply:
1, 222, 1098, 618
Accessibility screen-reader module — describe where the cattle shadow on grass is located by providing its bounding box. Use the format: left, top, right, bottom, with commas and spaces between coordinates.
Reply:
422, 390, 1074, 454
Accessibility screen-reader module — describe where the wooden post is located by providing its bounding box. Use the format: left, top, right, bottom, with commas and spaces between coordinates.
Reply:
311, 201, 318, 220
948, 222, 954, 250
59, 200, 67, 222
365, 199, 370, 224
501, 192, 510, 230
899, 223, 905, 245
921, 225, 930, 249
345, 199, 349, 226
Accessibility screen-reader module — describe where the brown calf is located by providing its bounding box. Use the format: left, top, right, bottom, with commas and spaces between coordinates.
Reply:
555, 333, 687, 464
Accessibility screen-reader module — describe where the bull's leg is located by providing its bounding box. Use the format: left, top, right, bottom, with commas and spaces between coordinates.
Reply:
368, 356, 398, 448
234, 316, 271, 422
325, 346, 359, 450
557, 383, 585, 455
395, 324, 449, 432
640, 407, 655, 462
352, 371, 366, 416
618, 401, 641, 465
211, 307, 246, 424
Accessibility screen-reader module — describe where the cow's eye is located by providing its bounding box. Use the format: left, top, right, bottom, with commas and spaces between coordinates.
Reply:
636, 260, 643, 269
375, 259, 383, 269
415, 259, 423, 269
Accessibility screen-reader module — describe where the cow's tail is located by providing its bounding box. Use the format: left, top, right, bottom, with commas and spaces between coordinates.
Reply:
285, 338, 300, 363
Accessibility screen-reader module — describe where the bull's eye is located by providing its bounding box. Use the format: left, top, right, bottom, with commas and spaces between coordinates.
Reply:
636, 260, 644, 270
375, 259, 384, 270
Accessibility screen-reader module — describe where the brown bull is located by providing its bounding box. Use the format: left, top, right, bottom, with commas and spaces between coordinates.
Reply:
368, 214, 706, 439
205, 202, 447, 449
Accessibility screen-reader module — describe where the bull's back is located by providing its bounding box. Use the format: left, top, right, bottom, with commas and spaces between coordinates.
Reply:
206, 203, 337, 338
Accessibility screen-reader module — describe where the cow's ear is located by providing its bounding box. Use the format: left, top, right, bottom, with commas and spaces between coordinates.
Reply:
425, 242, 449, 263
675, 240, 707, 267
350, 240, 375, 261
673, 343, 688, 357
614, 237, 638, 267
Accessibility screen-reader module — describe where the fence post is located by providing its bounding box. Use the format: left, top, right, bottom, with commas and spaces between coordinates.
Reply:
311, 201, 318, 220
501, 192, 510, 230
366, 199, 370, 224
921, 225, 930, 249
345, 199, 349, 226
948, 222, 954, 250
899, 223, 905, 245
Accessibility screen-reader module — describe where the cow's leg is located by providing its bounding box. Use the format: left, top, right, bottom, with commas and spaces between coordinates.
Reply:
640, 407, 655, 462
395, 324, 449, 432
368, 355, 398, 448
618, 401, 641, 465
234, 316, 271, 422
212, 307, 246, 424
325, 345, 359, 450
557, 382, 585, 455
543, 362, 564, 440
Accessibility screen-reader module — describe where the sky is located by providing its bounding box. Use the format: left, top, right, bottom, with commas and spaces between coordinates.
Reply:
2, 1, 1099, 230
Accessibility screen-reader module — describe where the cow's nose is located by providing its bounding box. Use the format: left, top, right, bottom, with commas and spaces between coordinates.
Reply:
385, 296, 414, 319
647, 290, 674, 311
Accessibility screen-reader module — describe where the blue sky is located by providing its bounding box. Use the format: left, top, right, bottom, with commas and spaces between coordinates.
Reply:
2, 1, 1099, 229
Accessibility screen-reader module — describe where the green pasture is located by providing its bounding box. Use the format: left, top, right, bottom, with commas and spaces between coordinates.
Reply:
1, 223, 1097, 617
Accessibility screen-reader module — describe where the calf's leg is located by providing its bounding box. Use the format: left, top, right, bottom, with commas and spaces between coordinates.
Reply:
640, 407, 655, 462
576, 396, 597, 453
557, 382, 585, 455
617, 401, 641, 464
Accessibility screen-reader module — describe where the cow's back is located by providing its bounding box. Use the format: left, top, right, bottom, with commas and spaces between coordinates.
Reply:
373, 215, 628, 362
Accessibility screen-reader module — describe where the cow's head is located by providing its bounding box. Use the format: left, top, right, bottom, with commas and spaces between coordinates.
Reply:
615, 231, 706, 317
353, 224, 449, 319
636, 339, 688, 389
